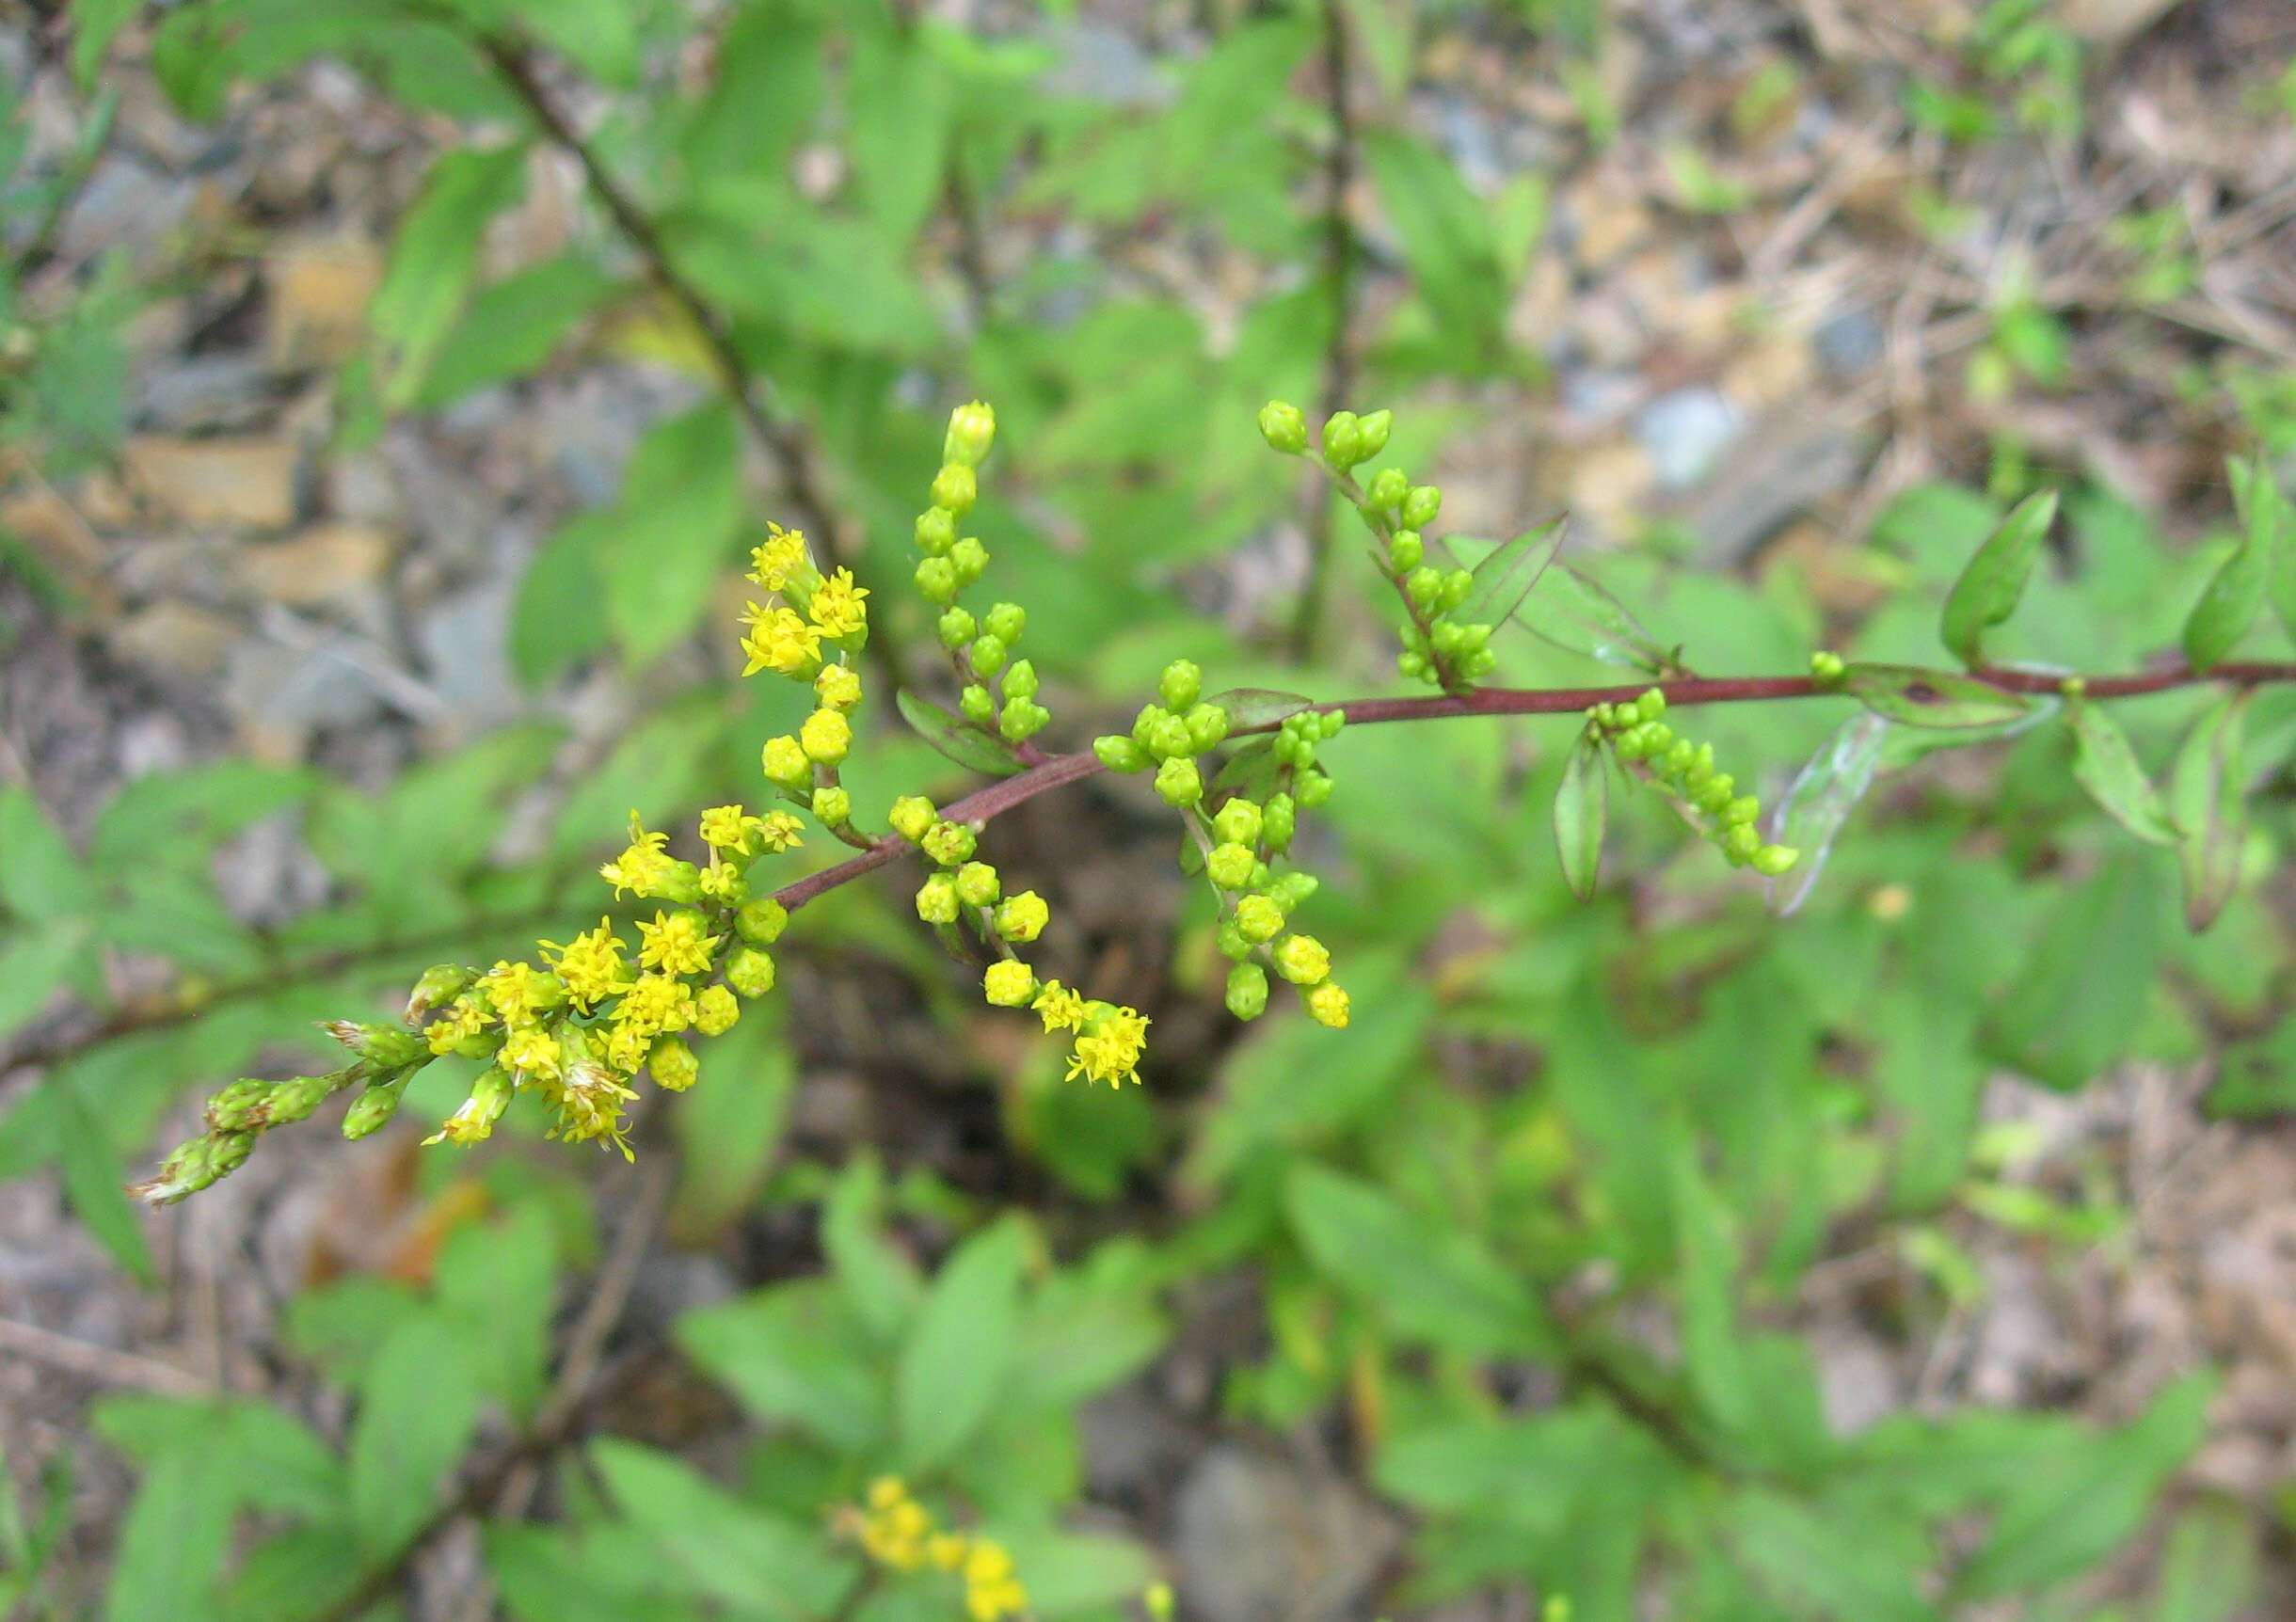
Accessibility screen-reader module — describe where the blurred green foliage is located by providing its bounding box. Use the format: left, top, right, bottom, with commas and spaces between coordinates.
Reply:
4, 1, 2296, 1618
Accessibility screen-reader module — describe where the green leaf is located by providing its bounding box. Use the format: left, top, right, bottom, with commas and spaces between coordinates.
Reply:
413, 254, 620, 408
894, 1216, 1028, 1471
588, 1439, 856, 1621
1767, 710, 1890, 916
1284, 1162, 1551, 1359
2184, 504, 2277, 673
70, 0, 142, 89
1952, 1372, 2212, 1599
2237, 457, 2296, 646
2066, 699, 2179, 845
1362, 129, 1508, 361
221, 1526, 370, 1622
1938, 488, 2057, 666
508, 0, 640, 85
602, 401, 745, 666
369, 141, 531, 408
1516, 560, 1670, 671
670, 1006, 795, 1241
0, 917, 90, 1044
512, 506, 616, 686
1727, 1488, 1940, 1622
1203, 688, 1317, 730
0, 787, 89, 918
1670, 1135, 1752, 1439
2148, 1498, 2257, 1622
1011, 1244, 1166, 1413
820, 1153, 924, 1342
1445, 517, 1567, 634
894, 689, 1025, 777
2169, 692, 2249, 930
1842, 663, 2035, 729
675, 1280, 888, 1453
1553, 722, 1606, 901
846, 26, 955, 244
103, 1447, 235, 1622
1983, 853, 2165, 1089
348, 1314, 483, 1558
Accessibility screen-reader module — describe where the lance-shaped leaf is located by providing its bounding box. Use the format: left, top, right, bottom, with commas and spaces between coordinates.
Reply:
1554, 723, 1607, 901
1203, 689, 1316, 731
2184, 476, 2279, 671
2230, 454, 2296, 647
1443, 517, 1568, 634
895, 691, 1026, 777
1842, 664, 2035, 729
1939, 488, 2057, 667
1767, 709, 1891, 916
1517, 561, 1671, 673
2168, 692, 2249, 930
2066, 701, 2179, 846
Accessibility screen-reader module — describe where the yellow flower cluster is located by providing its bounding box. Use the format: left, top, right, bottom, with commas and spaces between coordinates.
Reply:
1033, 979, 1151, 1088
846, 1477, 1028, 1622
742, 521, 871, 831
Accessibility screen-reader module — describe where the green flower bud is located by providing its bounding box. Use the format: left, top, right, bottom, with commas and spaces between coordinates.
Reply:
1320, 410, 1363, 469
916, 506, 956, 554
1258, 400, 1309, 454
889, 796, 938, 841
726, 946, 777, 998
811, 786, 852, 825
921, 821, 978, 865
1207, 842, 1255, 889
916, 874, 961, 924
737, 897, 789, 943
1235, 894, 1284, 943
1296, 769, 1333, 809
1400, 485, 1443, 530
1305, 981, 1349, 1027
1661, 739, 1696, 777
1185, 702, 1230, 752
1316, 708, 1344, 739
1461, 647, 1497, 677
202, 1077, 272, 1133
1697, 775, 1736, 815
916, 556, 958, 604
1212, 798, 1262, 846
1398, 649, 1430, 680
1271, 932, 1331, 985
1635, 688, 1667, 724
1225, 962, 1270, 1020
1810, 650, 1845, 683
1723, 796, 1761, 827
1217, 919, 1253, 960
994, 891, 1048, 943
949, 535, 989, 584
1149, 713, 1194, 761
1095, 734, 1151, 772
1355, 408, 1393, 457
970, 633, 1009, 676
1752, 844, 1800, 877
325, 1021, 426, 1069
960, 684, 996, 724
406, 963, 475, 1024
1159, 660, 1203, 710
1262, 794, 1297, 852
1407, 566, 1444, 610
267, 1073, 334, 1125
955, 861, 1001, 907
999, 698, 1047, 741
1442, 568, 1474, 612
1268, 870, 1319, 909
1001, 659, 1039, 699
931, 462, 977, 517
343, 1079, 409, 1140
1722, 823, 1761, 864
984, 601, 1026, 644
943, 400, 996, 469
762, 735, 810, 789
1155, 756, 1203, 807
207, 1129, 256, 1183
1364, 468, 1409, 512
649, 1038, 700, 1092
938, 607, 977, 648
1388, 529, 1423, 573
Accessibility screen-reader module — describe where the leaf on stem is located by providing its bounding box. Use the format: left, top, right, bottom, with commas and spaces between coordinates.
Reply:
1203, 688, 1317, 730
2065, 700, 2179, 846
369, 141, 530, 408
1443, 517, 1568, 633
1938, 488, 2058, 667
1842, 663, 2034, 729
1517, 561, 1671, 673
2168, 691, 2249, 931
1766, 709, 1891, 916
895, 690, 1026, 777
2230, 454, 2296, 647
2183, 469, 2279, 671
1554, 723, 1607, 901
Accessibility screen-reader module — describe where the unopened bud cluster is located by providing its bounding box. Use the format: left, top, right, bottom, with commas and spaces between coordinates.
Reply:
915, 405, 1050, 746
1592, 690, 1799, 877
1262, 400, 1494, 690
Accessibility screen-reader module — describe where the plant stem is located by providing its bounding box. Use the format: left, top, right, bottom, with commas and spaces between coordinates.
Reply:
765, 658, 2296, 917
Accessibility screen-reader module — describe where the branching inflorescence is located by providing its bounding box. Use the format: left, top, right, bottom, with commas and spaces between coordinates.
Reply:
130, 402, 2296, 1204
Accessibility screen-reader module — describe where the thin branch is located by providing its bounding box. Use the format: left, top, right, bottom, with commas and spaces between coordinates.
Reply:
1284, 0, 1360, 662
0, 1312, 213, 1397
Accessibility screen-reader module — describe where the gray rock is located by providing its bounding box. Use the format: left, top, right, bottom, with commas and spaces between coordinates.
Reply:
134, 352, 277, 433
1040, 22, 1169, 109
1813, 308, 1885, 378
1636, 386, 1744, 491
1172, 1446, 1400, 1622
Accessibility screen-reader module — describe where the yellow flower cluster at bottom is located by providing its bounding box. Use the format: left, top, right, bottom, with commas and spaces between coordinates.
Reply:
849, 1477, 1028, 1622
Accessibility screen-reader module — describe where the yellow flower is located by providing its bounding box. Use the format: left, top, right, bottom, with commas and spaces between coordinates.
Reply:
500, 1025, 565, 1082
807, 567, 869, 639
1032, 979, 1087, 1032
693, 984, 741, 1036
1065, 1002, 1149, 1088
747, 523, 811, 591
983, 961, 1039, 1008
424, 1000, 486, 1055
616, 974, 694, 1039
1307, 981, 1350, 1028
636, 910, 721, 977
927, 1533, 971, 1570
699, 804, 768, 853
758, 810, 805, 851
599, 818, 676, 898
478, 959, 563, 1026
963, 1540, 1027, 1622
740, 604, 823, 678
815, 662, 863, 711
540, 918, 634, 1010
541, 1060, 637, 1158
762, 735, 810, 788
800, 708, 852, 764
